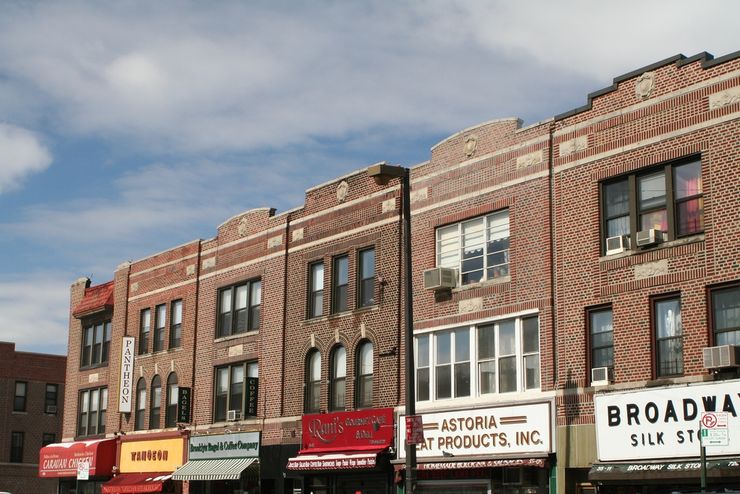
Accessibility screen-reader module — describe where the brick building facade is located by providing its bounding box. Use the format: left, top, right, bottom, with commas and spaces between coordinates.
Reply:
0, 341, 65, 494
53, 50, 739, 494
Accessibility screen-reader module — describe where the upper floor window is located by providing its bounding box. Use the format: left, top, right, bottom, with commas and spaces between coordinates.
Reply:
358, 248, 376, 307
10, 431, 23, 463
134, 378, 146, 430
170, 300, 182, 348
602, 157, 703, 254
329, 345, 346, 411
14, 381, 27, 412
416, 315, 539, 403
82, 321, 112, 367
153, 304, 166, 352
42, 433, 56, 447
149, 375, 162, 430
139, 309, 151, 355
305, 350, 322, 413
214, 361, 258, 422
78, 387, 107, 437
332, 255, 349, 313
653, 295, 683, 377
45, 384, 59, 414
165, 373, 178, 428
588, 307, 614, 377
355, 341, 373, 409
710, 283, 740, 346
217, 279, 261, 337
308, 262, 324, 318
436, 210, 510, 286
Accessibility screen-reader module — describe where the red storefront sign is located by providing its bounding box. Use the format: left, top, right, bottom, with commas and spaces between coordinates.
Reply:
300, 408, 395, 453
39, 438, 117, 478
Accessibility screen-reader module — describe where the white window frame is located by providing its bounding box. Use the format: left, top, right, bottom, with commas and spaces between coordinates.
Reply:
415, 314, 540, 405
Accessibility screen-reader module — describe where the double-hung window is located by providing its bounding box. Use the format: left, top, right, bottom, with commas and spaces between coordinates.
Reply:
45, 384, 59, 414
305, 350, 322, 413
437, 210, 510, 286
10, 432, 23, 462
150, 375, 162, 429
153, 304, 166, 352
358, 248, 376, 307
602, 157, 703, 254
710, 283, 740, 346
309, 262, 324, 318
214, 361, 258, 422
653, 295, 683, 377
332, 255, 349, 313
356, 341, 374, 408
139, 309, 151, 355
329, 345, 346, 411
170, 300, 182, 348
165, 373, 178, 428
78, 387, 107, 437
416, 315, 540, 402
217, 280, 261, 337
588, 307, 614, 376
82, 320, 112, 367
135, 378, 146, 430
14, 381, 27, 412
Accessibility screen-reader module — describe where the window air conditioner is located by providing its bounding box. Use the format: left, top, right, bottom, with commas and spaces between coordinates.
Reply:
635, 229, 663, 247
591, 367, 613, 386
226, 409, 242, 421
605, 235, 630, 255
423, 267, 457, 290
702, 345, 740, 369
45, 405, 58, 414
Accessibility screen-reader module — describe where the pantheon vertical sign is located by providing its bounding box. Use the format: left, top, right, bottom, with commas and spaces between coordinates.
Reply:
118, 337, 135, 413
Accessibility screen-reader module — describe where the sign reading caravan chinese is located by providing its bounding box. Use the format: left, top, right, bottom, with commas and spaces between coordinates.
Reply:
118, 336, 135, 413
399, 402, 553, 458
301, 408, 394, 452
594, 381, 740, 461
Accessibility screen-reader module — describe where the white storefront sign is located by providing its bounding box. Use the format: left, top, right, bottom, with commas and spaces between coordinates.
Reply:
398, 402, 553, 458
118, 336, 135, 413
594, 380, 740, 461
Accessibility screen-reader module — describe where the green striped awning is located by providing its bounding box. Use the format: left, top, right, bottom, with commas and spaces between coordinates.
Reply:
172, 457, 258, 481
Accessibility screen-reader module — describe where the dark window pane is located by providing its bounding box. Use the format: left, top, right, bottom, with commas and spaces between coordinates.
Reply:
435, 364, 451, 399
605, 180, 629, 217
417, 368, 430, 401
153, 305, 166, 352
676, 197, 704, 235
478, 325, 495, 359
522, 317, 539, 354
454, 363, 470, 397
479, 361, 496, 394
333, 256, 348, 312
498, 356, 517, 393
102, 322, 111, 362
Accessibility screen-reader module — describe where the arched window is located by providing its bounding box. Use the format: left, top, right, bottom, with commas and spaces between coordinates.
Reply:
305, 350, 321, 413
135, 378, 146, 430
330, 345, 346, 411
149, 375, 162, 430
356, 341, 373, 408
165, 373, 178, 428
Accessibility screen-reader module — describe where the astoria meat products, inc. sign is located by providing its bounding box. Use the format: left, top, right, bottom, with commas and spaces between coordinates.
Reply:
594, 380, 740, 461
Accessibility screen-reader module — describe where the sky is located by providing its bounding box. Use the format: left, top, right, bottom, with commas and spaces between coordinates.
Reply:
0, 1, 737, 356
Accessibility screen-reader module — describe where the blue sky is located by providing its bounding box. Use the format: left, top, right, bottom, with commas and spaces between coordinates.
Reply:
0, 1, 737, 355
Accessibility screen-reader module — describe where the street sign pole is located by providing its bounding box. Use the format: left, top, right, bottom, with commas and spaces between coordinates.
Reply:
700, 442, 706, 493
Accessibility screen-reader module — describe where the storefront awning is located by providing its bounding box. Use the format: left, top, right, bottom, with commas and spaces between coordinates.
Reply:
172, 457, 258, 480
287, 451, 384, 471
39, 438, 117, 478
101, 473, 172, 493
417, 457, 547, 470
589, 458, 740, 482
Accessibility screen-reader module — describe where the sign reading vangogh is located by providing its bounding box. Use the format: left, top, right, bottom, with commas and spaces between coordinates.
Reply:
118, 336, 135, 413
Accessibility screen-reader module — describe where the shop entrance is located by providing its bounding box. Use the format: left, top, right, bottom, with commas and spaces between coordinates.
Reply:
304, 473, 389, 494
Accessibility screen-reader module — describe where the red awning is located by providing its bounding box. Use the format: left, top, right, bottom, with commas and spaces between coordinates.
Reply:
39, 438, 117, 478
287, 450, 385, 471
102, 473, 172, 494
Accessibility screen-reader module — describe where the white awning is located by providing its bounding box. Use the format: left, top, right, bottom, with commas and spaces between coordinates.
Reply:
171, 457, 258, 481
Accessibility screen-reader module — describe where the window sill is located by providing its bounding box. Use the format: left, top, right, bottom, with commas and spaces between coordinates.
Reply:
589, 373, 709, 392
12, 410, 28, 415
599, 233, 704, 262
304, 305, 379, 324
451, 275, 511, 293
214, 331, 259, 344
79, 363, 110, 371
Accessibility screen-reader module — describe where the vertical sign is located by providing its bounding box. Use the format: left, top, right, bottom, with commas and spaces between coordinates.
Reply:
118, 336, 135, 413
177, 387, 192, 423
405, 415, 424, 445
246, 377, 258, 417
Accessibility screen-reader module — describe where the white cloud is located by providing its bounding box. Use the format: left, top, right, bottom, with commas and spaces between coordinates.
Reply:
0, 123, 52, 194
0, 273, 70, 355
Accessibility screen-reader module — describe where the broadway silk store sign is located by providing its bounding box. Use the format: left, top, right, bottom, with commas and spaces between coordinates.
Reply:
594, 380, 740, 461
398, 402, 554, 458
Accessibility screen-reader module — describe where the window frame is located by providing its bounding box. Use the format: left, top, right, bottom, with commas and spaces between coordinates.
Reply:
652, 293, 684, 378
415, 315, 540, 404
81, 319, 112, 368
170, 299, 183, 348
139, 308, 151, 355
308, 261, 325, 318
329, 345, 347, 411
436, 209, 510, 286
709, 282, 740, 346
45, 383, 59, 413
153, 304, 166, 352
10, 431, 24, 463
587, 305, 614, 381
332, 255, 349, 313
13, 381, 27, 412
77, 387, 107, 438
601, 156, 703, 255
134, 378, 147, 431
165, 372, 178, 428
355, 340, 374, 409
213, 361, 258, 422
357, 247, 376, 308
149, 375, 162, 430
305, 350, 322, 413
217, 279, 262, 338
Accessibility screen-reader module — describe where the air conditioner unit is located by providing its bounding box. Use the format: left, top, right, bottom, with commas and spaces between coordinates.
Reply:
605, 235, 630, 255
591, 367, 613, 386
45, 405, 58, 414
423, 267, 457, 290
226, 409, 242, 421
635, 229, 664, 247
702, 345, 740, 369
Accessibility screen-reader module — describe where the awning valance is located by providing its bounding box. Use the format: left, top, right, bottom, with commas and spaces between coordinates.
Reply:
39, 438, 117, 478
172, 457, 258, 481
287, 451, 383, 471
589, 458, 740, 482
101, 473, 172, 493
